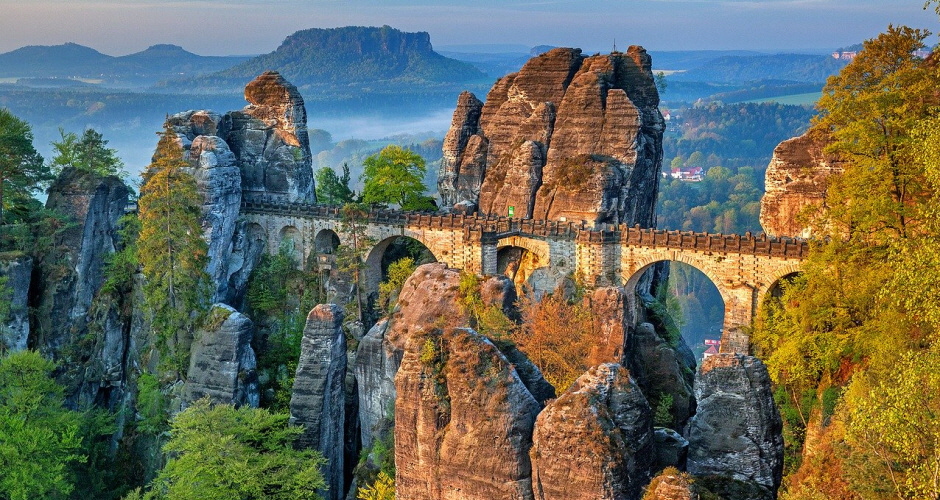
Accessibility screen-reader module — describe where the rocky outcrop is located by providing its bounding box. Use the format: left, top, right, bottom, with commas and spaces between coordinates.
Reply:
759, 131, 845, 238
166, 72, 315, 306
439, 47, 664, 225
290, 304, 347, 500
624, 322, 696, 430
356, 263, 552, 448
590, 287, 629, 364
653, 428, 689, 472
530, 363, 652, 500
184, 304, 259, 407
227, 71, 315, 204
687, 353, 783, 499
0, 255, 32, 353
644, 469, 700, 500
188, 135, 242, 303
395, 327, 542, 500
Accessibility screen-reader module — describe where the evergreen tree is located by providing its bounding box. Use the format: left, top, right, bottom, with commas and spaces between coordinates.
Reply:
137, 123, 209, 375
0, 110, 48, 245
49, 128, 125, 178
314, 163, 354, 205
0, 351, 84, 500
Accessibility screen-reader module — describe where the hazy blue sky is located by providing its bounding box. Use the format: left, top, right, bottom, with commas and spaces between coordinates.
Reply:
2, 0, 938, 56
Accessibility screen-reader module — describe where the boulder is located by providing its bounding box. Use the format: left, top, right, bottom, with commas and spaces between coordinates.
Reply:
440, 46, 663, 226
184, 304, 259, 407
0, 255, 32, 353
530, 363, 652, 500
653, 427, 689, 471
395, 327, 541, 500
290, 304, 347, 500
759, 131, 845, 238
687, 353, 783, 499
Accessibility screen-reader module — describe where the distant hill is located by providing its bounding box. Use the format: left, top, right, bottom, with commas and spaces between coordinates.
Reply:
171, 25, 489, 93
669, 53, 848, 84
0, 42, 248, 86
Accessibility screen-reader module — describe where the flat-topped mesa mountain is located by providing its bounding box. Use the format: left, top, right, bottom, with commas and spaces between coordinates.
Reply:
174, 25, 488, 92
759, 130, 845, 238
438, 46, 665, 226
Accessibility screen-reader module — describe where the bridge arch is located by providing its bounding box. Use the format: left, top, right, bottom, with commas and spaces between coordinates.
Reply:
496, 236, 552, 293
363, 235, 440, 305
756, 265, 804, 307
278, 225, 304, 266
314, 228, 340, 255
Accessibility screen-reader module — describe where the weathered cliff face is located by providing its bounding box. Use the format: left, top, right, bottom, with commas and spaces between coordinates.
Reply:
439, 46, 664, 225
355, 263, 549, 448
0, 255, 32, 353
687, 353, 783, 500
624, 322, 696, 430
290, 304, 347, 500
644, 470, 701, 500
184, 304, 259, 407
530, 363, 652, 500
395, 327, 542, 500
759, 131, 844, 238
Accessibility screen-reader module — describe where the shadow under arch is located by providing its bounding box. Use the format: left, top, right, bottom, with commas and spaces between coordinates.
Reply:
278, 225, 303, 267
624, 259, 728, 358
363, 235, 439, 305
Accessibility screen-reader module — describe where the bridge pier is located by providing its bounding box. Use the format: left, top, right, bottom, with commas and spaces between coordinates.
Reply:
719, 284, 758, 354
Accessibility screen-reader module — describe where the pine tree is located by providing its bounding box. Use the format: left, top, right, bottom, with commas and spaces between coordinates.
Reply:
137, 123, 209, 375
0, 110, 48, 246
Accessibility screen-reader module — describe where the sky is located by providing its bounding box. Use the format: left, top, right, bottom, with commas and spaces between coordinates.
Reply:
2, 0, 939, 57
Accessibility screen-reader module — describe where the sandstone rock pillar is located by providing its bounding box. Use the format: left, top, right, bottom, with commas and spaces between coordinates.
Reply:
290, 304, 347, 500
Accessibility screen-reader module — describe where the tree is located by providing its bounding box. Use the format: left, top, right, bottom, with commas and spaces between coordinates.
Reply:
0, 110, 47, 244
336, 203, 374, 323
315, 163, 354, 205
137, 123, 209, 375
49, 128, 125, 178
142, 398, 325, 500
0, 350, 84, 500
812, 25, 937, 241
361, 145, 434, 210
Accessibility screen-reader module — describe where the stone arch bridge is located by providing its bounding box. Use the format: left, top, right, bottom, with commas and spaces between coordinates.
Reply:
241, 195, 807, 354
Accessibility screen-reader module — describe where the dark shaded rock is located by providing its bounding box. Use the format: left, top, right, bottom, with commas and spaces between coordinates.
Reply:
395, 327, 541, 500
687, 353, 783, 499
624, 322, 695, 430
440, 46, 663, 225
184, 304, 258, 407
355, 319, 398, 450
760, 131, 845, 238
530, 363, 652, 500
0, 255, 32, 353
653, 427, 689, 471
290, 304, 347, 500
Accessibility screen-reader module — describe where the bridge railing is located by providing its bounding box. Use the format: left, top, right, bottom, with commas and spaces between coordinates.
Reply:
240, 195, 808, 259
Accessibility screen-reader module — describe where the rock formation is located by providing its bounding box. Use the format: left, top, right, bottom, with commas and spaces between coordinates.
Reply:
31, 166, 131, 405
643, 469, 701, 500
355, 263, 552, 447
687, 353, 783, 499
530, 363, 652, 500
290, 304, 347, 500
0, 255, 32, 353
395, 327, 542, 500
759, 131, 845, 238
439, 46, 664, 225
624, 322, 696, 430
167, 72, 315, 305
184, 304, 259, 407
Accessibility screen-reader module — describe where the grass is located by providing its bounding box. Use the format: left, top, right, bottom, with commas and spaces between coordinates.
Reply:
744, 92, 821, 105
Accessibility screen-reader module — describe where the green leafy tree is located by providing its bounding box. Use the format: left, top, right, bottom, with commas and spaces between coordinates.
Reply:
376, 257, 415, 315
137, 123, 210, 375
49, 128, 125, 178
0, 110, 48, 245
315, 163, 355, 205
141, 398, 326, 500
361, 145, 434, 210
0, 350, 84, 500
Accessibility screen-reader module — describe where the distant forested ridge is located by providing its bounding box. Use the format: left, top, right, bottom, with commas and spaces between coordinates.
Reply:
166, 26, 490, 94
